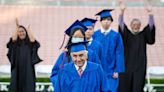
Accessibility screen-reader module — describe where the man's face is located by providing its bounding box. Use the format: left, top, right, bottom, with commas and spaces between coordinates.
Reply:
101, 17, 112, 30
71, 50, 87, 67
85, 26, 94, 39
130, 19, 141, 33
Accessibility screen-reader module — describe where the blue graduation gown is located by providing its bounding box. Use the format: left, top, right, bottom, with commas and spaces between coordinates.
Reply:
55, 62, 110, 92
50, 50, 100, 87
87, 48, 101, 64
88, 40, 103, 61
50, 52, 68, 87
93, 29, 125, 92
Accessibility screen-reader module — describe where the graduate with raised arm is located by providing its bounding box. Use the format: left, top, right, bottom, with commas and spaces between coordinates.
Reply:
93, 9, 125, 92
7, 18, 42, 92
118, 0, 155, 92
55, 41, 110, 92
50, 20, 100, 87
81, 18, 103, 62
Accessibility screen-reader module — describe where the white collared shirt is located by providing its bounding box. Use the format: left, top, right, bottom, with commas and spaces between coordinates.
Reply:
101, 27, 112, 35
75, 61, 87, 72
87, 38, 93, 46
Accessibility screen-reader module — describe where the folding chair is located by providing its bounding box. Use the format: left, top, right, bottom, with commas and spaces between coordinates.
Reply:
0, 65, 10, 77
35, 65, 53, 77
145, 66, 164, 92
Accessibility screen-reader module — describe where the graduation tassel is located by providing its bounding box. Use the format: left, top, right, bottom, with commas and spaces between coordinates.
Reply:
59, 34, 66, 49
60, 52, 67, 68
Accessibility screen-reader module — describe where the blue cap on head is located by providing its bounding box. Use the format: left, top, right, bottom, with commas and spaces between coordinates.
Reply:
66, 41, 88, 52
65, 20, 88, 36
95, 9, 114, 19
81, 18, 97, 27
71, 44, 86, 52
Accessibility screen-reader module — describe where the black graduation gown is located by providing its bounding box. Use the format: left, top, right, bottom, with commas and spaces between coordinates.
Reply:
118, 24, 155, 92
7, 38, 42, 92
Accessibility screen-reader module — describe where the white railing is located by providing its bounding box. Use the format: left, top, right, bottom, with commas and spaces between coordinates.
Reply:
0, 82, 54, 92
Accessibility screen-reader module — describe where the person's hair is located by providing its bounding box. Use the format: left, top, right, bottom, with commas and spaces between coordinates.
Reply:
84, 50, 88, 58
66, 28, 87, 63
70, 50, 88, 57
66, 28, 86, 45
17, 25, 30, 46
130, 18, 141, 25
100, 16, 113, 22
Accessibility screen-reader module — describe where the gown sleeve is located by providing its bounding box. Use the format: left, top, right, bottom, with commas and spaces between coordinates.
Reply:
97, 42, 104, 62
118, 13, 131, 46
54, 69, 62, 92
144, 15, 156, 44
50, 52, 65, 87
114, 33, 125, 73
118, 22, 130, 45
88, 49, 101, 64
6, 38, 16, 68
31, 40, 42, 65
98, 65, 111, 92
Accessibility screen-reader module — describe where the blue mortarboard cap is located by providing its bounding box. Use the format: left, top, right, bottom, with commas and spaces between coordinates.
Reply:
66, 41, 88, 52
81, 18, 97, 27
65, 20, 88, 36
95, 9, 114, 19
71, 44, 86, 52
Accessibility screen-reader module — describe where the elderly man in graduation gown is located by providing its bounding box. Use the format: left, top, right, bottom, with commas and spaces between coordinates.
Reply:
55, 41, 110, 92
118, 1, 156, 92
50, 20, 100, 87
93, 9, 125, 92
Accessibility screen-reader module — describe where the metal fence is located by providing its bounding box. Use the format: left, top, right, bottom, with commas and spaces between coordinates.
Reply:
0, 0, 164, 6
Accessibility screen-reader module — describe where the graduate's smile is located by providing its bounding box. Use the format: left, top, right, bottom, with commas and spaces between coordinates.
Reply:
71, 50, 87, 67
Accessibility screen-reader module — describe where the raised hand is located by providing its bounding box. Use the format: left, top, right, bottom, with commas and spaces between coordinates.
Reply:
145, 5, 152, 13
145, 0, 153, 13
15, 18, 20, 32
118, 0, 126, 14
112, 72, 119, 78
15, 18, 19, 27
27, 24, 31, 31
12, 18, 19, 42
26, 24, 35, 42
